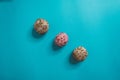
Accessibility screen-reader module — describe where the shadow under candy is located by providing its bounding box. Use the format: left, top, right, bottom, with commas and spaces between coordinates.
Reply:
32, 28, 46, 39
52, 40, 62, 51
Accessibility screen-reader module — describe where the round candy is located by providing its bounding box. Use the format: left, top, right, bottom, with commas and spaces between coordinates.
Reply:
55, 32, 68, 47
34, 18, 49, 34
73, 46, 88, 61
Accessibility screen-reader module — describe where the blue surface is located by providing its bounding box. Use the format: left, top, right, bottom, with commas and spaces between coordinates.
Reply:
0, 0, 120, 80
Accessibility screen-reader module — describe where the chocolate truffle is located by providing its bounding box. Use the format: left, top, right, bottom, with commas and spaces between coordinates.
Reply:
55, 32, 68, 47
34, 18, 49, 34
73, 46, 88, 61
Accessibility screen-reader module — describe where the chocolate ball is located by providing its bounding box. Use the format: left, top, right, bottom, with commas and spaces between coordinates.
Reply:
73, 46, 88, 61
34, 18, 49, 34
55, 32, 68, 47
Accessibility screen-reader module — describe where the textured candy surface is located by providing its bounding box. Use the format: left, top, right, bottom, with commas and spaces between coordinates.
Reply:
34, 19, 49, 34
73, 46, 88, 61
55, 33, 68, 47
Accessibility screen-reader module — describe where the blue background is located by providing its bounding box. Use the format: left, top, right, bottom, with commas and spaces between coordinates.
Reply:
0, 0, 120, 80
